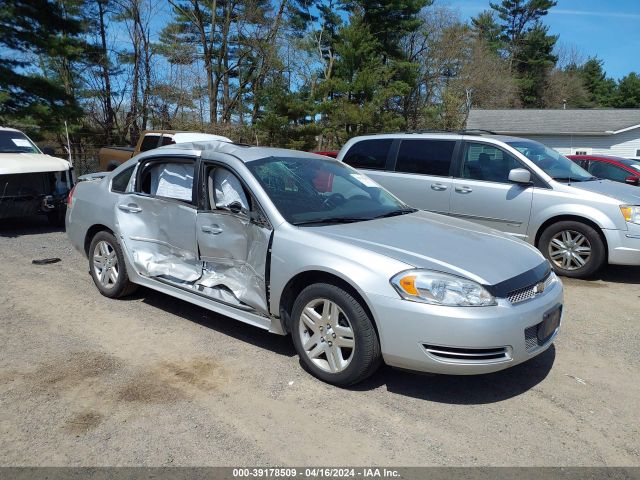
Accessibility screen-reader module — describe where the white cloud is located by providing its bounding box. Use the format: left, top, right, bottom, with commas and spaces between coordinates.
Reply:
550, 8, 640, 19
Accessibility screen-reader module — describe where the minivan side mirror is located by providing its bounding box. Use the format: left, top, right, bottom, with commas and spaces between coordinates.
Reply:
625, 176, 640, 186
508, 168, 531, 184
42, 147, 56, 156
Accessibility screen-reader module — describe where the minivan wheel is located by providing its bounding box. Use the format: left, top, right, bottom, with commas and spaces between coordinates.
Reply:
291, 283, 381, 386
539, 221, 606, 278
88, 231, 137, 298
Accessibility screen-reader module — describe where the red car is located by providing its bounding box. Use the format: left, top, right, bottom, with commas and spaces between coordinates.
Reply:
313, 150, 339, 158
567, 154, 640, 186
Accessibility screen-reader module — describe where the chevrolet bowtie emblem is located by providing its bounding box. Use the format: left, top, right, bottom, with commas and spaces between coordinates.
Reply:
533, 282, 546, 295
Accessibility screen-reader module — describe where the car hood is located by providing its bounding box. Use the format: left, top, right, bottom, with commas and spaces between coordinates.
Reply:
0, 153, 71, 174
314, 210, 547, 286
567, 179, 640, 204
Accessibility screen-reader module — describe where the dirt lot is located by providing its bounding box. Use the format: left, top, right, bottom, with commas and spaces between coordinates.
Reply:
1, 217, 639, 466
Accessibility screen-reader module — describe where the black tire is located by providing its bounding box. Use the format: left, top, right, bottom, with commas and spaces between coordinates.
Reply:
291, 283, 381, 386
88, 231, 137, 298
538, 221, 606, 278
47, 208, 66, 228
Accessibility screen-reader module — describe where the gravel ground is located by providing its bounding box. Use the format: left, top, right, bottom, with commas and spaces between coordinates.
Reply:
1, 217, 639, 466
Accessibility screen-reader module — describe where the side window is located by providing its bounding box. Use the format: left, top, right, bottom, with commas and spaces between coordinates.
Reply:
139, 161, 194, 202
588, 162, 630, 182
460, 143, 522, 183
111, 165, 135, 193
574, 159, 589, 170
395, 140, 456, 176
207, 167, 250, 212
160, 135, 175, 146
342, 139, 392, 170
139, 134, 161, 152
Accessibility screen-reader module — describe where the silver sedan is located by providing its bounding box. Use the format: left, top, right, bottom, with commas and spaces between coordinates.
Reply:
66, 141, 563, 386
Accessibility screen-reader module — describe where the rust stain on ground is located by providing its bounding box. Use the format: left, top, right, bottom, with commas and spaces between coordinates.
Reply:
27, 351, 122, 391
116, 356, 225, 404
63, 410, 104, 435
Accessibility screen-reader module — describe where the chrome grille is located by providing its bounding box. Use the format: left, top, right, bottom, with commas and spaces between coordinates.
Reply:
422, 344, 510, 362
507, 273, 555, 304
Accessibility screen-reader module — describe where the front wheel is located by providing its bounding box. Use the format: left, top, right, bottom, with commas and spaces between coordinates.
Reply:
88, 231, 137, 298
538, 221, 606, 278
291, 283, 381, 386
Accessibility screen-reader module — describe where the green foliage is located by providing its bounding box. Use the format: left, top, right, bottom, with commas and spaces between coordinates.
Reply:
616, 73, 640, 108
578, 58, 617, 107
0, 0, 84, 130
346, 0, 432, 60
471, 11, 502, 55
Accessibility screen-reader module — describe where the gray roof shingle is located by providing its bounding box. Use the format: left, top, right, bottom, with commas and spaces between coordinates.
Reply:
466, 109, 640, 135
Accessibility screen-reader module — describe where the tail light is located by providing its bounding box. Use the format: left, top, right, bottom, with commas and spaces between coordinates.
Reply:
67, 184, 77, 207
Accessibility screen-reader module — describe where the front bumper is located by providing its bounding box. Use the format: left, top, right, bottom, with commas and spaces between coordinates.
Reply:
368, 278, 563, 375
603, 225, 640, 266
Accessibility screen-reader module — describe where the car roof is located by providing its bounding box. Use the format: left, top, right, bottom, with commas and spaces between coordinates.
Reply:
344, 132, 530, 143
0, 127, 21, 132
165, 140, 328, 163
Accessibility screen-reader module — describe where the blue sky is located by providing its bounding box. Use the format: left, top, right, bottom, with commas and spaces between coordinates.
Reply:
444, 0, 640, 80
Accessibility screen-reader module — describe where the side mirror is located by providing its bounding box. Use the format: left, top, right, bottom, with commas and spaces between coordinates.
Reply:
219, 201, 245, 215
508, 168, 532, 184
625, 176, 640, 186
42, 147, 55, 156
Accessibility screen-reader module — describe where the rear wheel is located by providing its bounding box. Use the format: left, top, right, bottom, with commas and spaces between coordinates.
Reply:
89, 231, 137, 298
291, 283, 381, 386
539, 221, 606, 278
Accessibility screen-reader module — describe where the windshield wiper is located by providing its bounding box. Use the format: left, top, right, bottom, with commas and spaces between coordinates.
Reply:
372, 207, 418, 219
293, 217, 370, 226
553, 176, 588, 183
0, 150, 31, 154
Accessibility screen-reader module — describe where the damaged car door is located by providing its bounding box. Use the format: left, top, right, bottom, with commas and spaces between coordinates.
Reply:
195, 163, 272, 314
115, 156, 201, 284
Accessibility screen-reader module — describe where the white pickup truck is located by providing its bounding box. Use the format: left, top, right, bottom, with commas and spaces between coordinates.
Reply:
0, 127, 73, 226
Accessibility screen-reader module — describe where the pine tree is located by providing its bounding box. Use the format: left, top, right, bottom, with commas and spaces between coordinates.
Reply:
579, 58, 617, 107
0, 0, 84, 130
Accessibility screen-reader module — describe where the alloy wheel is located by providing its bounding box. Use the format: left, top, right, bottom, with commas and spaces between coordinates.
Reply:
93, 240, 119, 288
298, 298, 355, 374
548, 229, 592, 271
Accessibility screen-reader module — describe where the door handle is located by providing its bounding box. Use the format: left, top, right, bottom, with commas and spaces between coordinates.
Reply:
455, 186, 473, 194
118, 203, 142, 213
201, 225, 223, 235
431, 183, 448, 191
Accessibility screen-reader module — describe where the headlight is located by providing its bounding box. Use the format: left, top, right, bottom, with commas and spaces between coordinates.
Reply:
390, 269, 496, 306
620, 205, 640, 224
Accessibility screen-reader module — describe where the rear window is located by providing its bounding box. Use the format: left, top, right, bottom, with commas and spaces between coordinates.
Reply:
139, 135, 160, 152
342, 139, 392, 170
395, 140, 456, 176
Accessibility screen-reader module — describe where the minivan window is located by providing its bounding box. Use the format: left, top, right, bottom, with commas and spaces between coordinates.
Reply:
508, 140, 593, 182
342, 139, 392, 170
395, 140, 455, 176
460, 143, 522, 183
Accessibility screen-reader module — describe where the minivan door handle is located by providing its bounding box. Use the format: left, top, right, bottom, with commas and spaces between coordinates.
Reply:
118, 203, 142, 213
431, 183, 448, 191
455, 186, 473, 194
201, 225, 223, 235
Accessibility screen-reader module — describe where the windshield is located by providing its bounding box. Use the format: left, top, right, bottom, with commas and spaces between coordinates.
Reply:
507, 140, 594, 182
247, 156, 414, 225
0, 131, 40, 154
